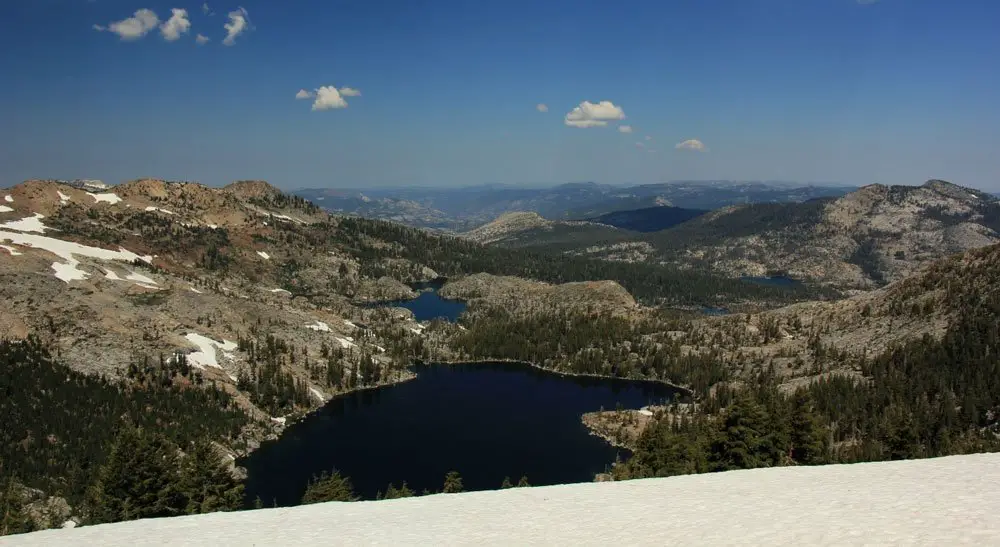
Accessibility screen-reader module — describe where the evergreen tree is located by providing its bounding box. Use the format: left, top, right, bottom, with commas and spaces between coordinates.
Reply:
709, 395, 770, 472
516, 476, 531, 488
178, 441, 244, 514
85, 426, 185, 524
301, 470, 359, 504
382, 482, 414, 499
500, 476, 513, 489
442, 471, 464, 493
0, 475, 33, 536
789, 391, 829, 465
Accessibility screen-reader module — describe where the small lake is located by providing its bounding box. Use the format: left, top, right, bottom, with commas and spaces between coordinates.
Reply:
362, 278, 467, 322
240, 361, 677, 505
701, 306, 730, 316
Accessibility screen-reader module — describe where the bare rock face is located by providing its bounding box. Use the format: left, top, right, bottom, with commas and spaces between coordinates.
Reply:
439, 273, 636, 314
657, 179, 1000, 289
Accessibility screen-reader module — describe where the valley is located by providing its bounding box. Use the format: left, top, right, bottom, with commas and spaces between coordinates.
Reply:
2, 176, 1000, 535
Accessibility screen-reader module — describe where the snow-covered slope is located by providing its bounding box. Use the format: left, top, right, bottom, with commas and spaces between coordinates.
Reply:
9, 453, 1000, 546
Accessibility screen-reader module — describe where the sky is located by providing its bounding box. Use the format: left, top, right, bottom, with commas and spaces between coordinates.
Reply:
1, 0, 999, 191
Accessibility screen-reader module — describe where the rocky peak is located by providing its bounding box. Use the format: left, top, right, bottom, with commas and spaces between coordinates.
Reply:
922, 179, 994, 202
224, 180, 283, 200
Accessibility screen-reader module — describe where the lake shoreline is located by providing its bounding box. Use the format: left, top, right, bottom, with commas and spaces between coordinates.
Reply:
421, 358, 694, 398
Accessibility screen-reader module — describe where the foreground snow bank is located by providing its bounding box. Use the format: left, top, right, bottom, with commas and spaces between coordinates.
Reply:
8, 454, 1000, 546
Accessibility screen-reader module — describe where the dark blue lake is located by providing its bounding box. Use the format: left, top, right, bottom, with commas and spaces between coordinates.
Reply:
701, 306, 730, 316
362, 279, 467, 322
240, 361, 677, 505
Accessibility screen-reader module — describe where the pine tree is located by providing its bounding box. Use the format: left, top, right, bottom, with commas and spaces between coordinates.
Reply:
442, 471, 464, 493
301, 470, 359, 504
789, 391, 829, 465
516, 476, 530, 488
709, 395, 769, 472
85, 426, 185, 524
178, 441, 245, 514
500, 476, 513, 489
0, 475, 33, 536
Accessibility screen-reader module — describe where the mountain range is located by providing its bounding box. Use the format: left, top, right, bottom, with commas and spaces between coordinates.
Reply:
294, 181, 856, 232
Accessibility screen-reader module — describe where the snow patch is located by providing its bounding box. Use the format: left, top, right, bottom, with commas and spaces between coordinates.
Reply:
309, 388, 326, 401
87, 192, 122, 205
3, 195, 11, 203
343, 320, 357, 329
57, 191, 71, 203
103, 269, 122, 280
334, 337, 356, 349
0, 229, 153, 283
305, 321, 331, 332
9, 454, 1000, 546
0, 205, 12, 213
268, 288, 291, 294
144, 206, 176, 215
51, 261, 86, 283
2, 213, 50, 233
125, 271, 157, 285
269, 213, 306, 224
189, 286, 203, 294
0, 244, 22, 256
257, 251, 270, 260
183, 333, 238, 370
270, 416, 286, 425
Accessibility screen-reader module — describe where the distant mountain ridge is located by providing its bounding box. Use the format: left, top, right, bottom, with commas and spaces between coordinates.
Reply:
295, 181, 856, 231
570, 179, 1000, 289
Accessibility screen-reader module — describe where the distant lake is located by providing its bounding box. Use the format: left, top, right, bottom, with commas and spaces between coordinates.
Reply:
362, 278, 467, 322
240, 361, 678, 505
701, 306, 730, 316
741, 275, 801, 287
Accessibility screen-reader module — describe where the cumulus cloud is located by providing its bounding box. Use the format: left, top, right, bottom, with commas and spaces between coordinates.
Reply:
295, 89, 315, 100
103, 9, 159, 41
339, 87, 362, 97
195, 34, 210, 45
564, 100, 626, 128
618, 125, 633, 134
536, 104, 548, 113
160, 8, 191, 41
675, 139, 707, 152
202, 2, 214, 15
312, 87, 349, 110
223, 7, 250, 46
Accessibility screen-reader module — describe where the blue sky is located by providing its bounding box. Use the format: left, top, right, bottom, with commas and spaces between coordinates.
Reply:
1, 0, 998, 190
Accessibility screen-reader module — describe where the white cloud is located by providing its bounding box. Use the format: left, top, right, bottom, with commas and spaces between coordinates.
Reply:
104, 9, 160, 41
295, 89, 315, 100
675, 139, 707, 152
202, 3, 214, 15
339, 87, 361, 97
618, 125, 633, 134
645, 135, 653, 141
160, 8, 191, 41
92, 24, 105, 31
312, 86, 349, 111
536, 103, 548, 113
195, 34, 210, 45
564, 100, 626, 128
223, 7, 250, 46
